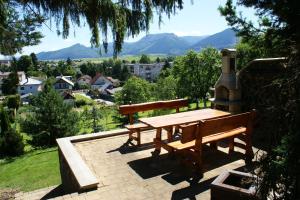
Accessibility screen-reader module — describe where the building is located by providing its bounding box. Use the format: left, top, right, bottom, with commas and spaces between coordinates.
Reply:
0, 59, 12, 66
56, 75, 73, 81
77, 75, 92, 86
61, 91, 75, 105
18, 77, 43, 95
90, 73, 118, 94
54, 76, 74, 91
0, 71, 26, 83
124, 62, 169, 81
106, 76, 120, 87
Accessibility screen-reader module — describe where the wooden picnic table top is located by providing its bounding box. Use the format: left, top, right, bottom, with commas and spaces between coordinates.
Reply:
139, 108, 231, 129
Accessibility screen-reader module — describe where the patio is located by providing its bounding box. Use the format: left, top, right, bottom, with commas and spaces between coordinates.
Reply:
15, 129, 262, 200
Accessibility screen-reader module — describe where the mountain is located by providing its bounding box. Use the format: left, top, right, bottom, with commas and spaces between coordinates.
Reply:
180, 36, 208, 45
125, 33, 190, 55
36, 29, 237, 60
191, 29, 237, 51
37, 44, 99, 60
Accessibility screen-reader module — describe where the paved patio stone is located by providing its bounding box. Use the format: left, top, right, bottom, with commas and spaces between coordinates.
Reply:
15, 129, 262, 199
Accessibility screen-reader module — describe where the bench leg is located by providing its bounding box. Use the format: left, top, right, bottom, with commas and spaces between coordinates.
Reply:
228, 137, 235, 154
192, 149, 203, 183
137, 130, 141, 146
210, 142, 217, 149
245, 134, 254, 162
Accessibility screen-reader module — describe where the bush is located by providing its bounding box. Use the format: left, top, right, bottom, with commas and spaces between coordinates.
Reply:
0, 108, 24, 158
5, 94, 21, 110
75, 99, 87, 107
0, 128, 24, 157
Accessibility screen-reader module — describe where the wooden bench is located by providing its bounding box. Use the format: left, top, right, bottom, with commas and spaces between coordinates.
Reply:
119, 99, 189, 145
162, 110, 256, 174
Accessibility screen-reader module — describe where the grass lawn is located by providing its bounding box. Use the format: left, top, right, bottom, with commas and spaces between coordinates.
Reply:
0, 148, 60, 192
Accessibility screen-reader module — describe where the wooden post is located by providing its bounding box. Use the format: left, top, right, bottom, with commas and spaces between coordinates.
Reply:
228, 137, 234, 153
129, 114, 134, 124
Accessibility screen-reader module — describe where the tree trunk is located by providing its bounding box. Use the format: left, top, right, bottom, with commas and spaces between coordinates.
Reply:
203, 98, 207, 108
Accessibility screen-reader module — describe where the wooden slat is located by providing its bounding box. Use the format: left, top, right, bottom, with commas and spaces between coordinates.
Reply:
125, 123, 149, 130
202, 127, 246, 144
199, 112, 251, 138
119, 99, 188, 115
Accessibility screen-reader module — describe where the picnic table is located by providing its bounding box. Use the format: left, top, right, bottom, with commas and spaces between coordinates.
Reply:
139, 108, 231, 155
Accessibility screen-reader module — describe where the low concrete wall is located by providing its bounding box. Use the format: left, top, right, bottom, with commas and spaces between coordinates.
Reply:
57, 129, 129, 193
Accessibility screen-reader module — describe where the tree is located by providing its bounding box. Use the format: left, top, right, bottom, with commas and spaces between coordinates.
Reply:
172, 48, 221, 108
219, 0, 299, 57
0, 107, 24, 158
66, 57, 73, 66
219, 1, 300, 199
1, 71, 19, 95
159, 60, 172, 78
119, 66, 131, 81
156, 57, 160, 63
30, 52, 38, 70
115, 76, 152, 105
5, 0, 183, 56
6, 94, 21, 115
111, 60, 122, 79
80, 106, 103, 133
139, 54, 151, 64
21, 81, 79, 146
0, 1, 43, 55
17, 55, 34, 73
155, 76, 177, 101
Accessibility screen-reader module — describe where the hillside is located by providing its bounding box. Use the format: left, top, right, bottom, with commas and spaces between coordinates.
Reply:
36, 29, 237, 60
191, 29, 237, 51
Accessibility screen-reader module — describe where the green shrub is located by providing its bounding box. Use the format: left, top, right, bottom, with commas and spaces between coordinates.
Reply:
0, 128, 24, 157
75, 99, 87, 107
0, 108, 24, 158
5, 94, 21, 110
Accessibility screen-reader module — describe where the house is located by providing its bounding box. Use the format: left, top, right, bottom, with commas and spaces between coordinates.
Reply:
18, 77, 43, 95
54, 76, 74, 91
56, 75, 73, 81
90, 73, 118, 94
124, 62, 171, 81
77, 75, 92, 86
61, 91, 75, 105
106, 76, 120, 87
106, 87, 122, 96
0, 71, 26, 84
0, 59, 12, 66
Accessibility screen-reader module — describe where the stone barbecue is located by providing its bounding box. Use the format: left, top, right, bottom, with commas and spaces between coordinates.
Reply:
210, 48, 241, 113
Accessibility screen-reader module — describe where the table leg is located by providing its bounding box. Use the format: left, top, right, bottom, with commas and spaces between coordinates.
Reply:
166, 126, 173, 142
152, 128, 162, 156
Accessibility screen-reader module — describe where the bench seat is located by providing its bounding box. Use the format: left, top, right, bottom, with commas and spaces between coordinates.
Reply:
166, 127, 246, 150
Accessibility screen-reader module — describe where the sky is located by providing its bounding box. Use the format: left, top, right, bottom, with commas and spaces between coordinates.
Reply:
5, 0, 257, 57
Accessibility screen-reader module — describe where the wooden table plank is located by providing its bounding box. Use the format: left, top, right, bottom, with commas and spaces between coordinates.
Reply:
139, 108, 231, 128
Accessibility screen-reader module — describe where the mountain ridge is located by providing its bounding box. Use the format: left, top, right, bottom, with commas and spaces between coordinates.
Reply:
36, 29, 237, 60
